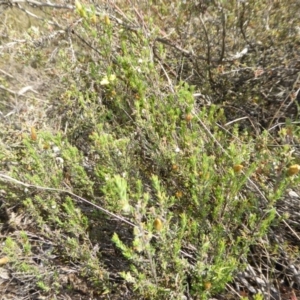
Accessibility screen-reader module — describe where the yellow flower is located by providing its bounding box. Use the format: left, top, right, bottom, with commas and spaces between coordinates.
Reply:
172, 164, 179, 172
204, 281, 212, 290
287, 164, 300, 176
30, 126, 37, 141
233, 164, 243, 173
104, 15, 110, 25
153, 218, 163, 231
185, 113, 193, 122
0, 256, 9, 265
175, 191, 183, 198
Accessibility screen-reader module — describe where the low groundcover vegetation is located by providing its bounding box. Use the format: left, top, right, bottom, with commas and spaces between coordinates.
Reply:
0, 0, 300, 299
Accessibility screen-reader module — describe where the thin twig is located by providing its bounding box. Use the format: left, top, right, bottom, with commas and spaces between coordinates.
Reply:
8, 0, 73, 9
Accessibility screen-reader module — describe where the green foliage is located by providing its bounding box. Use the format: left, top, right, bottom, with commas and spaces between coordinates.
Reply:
1, 0, 300, 299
